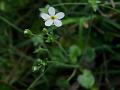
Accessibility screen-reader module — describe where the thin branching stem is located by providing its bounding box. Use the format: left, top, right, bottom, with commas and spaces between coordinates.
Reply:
53, 2, 120, 7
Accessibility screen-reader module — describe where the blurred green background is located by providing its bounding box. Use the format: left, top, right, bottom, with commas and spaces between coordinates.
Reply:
0, 0, 120, 90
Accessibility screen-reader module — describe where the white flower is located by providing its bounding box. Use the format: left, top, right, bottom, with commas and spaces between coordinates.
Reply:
24, 29, 29, 34
32, 66, 38, 71
40, 7, 65, 27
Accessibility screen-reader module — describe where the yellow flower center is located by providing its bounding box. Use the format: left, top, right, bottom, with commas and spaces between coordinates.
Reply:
50, 16, 57, 20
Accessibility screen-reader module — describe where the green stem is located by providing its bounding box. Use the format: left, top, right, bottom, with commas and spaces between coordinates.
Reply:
0, 16, 23, 33
67, 69, 77, 82
47, 61, 79, 68
27, 67, 50, 90
53, 2, 120, 7
55, 40, 70, 62
100, 5, 120, 14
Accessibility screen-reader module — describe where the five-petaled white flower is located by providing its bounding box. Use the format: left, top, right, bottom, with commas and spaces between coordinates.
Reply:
40, 7, 65, 27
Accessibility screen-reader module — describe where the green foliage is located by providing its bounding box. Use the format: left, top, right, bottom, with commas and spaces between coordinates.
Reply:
77, 69, 95, 89
39, 5, 50, 13
0, 0, 29, 12
32, 59, 47, 72
69, 45, 82, 63
0, 0, 120, 90
85, 47, 96, 63
32, 35, 44, 46
0, 83, 14, 90
88, 0, 100, 12
56, 77, 69, 89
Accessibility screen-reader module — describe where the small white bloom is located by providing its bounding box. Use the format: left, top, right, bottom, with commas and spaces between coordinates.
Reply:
40, 7, 65, 27
24, 29, 29, 34
33, 66, 38, 71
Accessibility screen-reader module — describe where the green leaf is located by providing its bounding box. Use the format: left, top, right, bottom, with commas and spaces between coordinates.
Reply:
0, 1, 5, 11
63, 18, 79, 25
69, 45, 82, 63
85, 47, 96, 63
39, 5, 50, 13
77, 69, 95, 89
34, 47, 48, 53
32, 35, 44, 46
88, 0, 100, 12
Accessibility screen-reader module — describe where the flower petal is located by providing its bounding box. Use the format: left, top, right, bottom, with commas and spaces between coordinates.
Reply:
48, 7, 55, 15
55, 12, 65, 19
45, 19, 53, 26
54, 19, 62, 27
40, 13, 50, 20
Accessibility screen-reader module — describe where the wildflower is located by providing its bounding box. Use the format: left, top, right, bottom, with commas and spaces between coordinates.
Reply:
24, 29, 29, 34
40, 7, 65, 27
24, 29, 33, 36
32, 66, 38, 71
